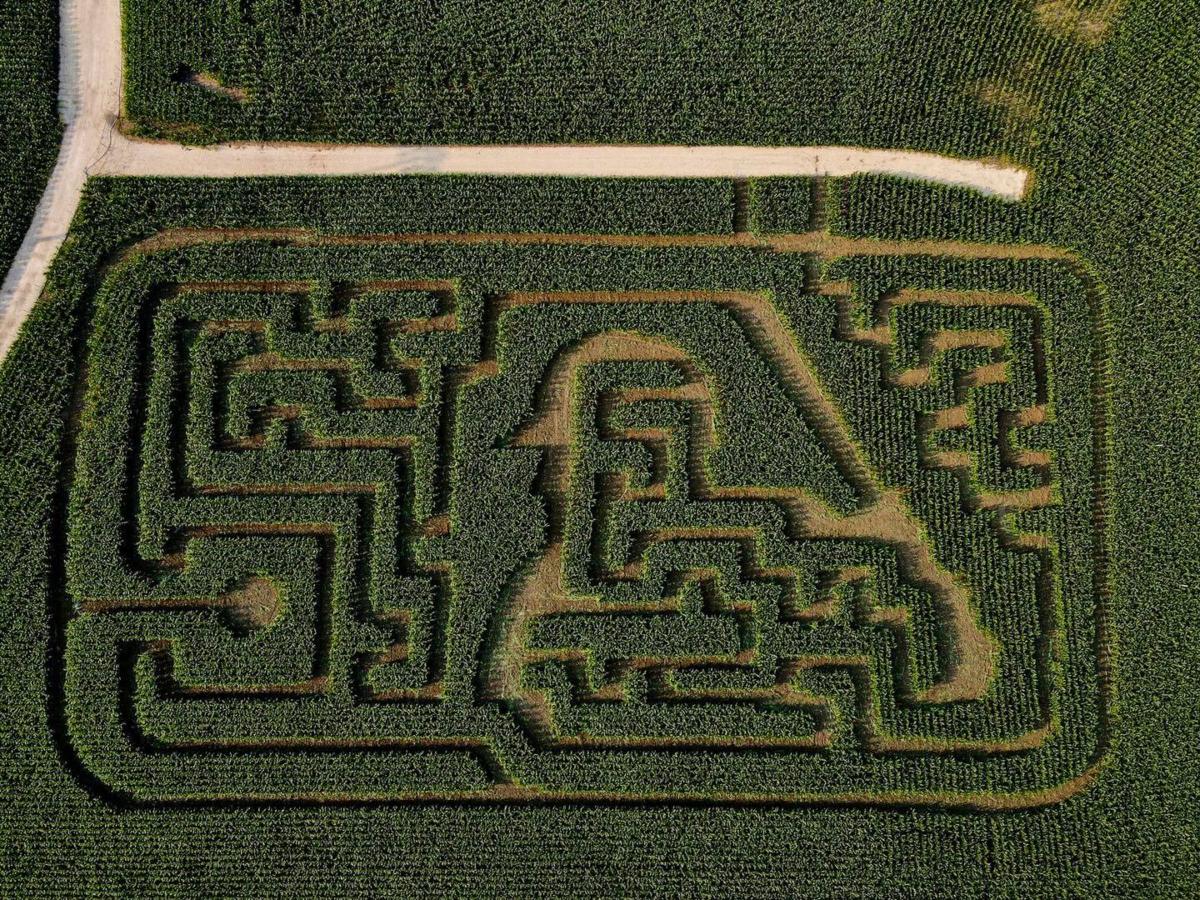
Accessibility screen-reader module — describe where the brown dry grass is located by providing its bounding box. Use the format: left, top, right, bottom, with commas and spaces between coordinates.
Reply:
1035, 0, 1125, 47
188, 71, 251, 104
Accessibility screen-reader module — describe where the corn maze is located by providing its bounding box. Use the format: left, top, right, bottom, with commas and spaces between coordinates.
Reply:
4, 0, 1195, 888
52, 179, 1110, 808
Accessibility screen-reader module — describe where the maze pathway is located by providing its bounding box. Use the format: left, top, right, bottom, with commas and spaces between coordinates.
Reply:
55, 191, 1111, 807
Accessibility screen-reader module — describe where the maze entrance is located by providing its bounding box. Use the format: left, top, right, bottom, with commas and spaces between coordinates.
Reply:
57, 226, 1110, 807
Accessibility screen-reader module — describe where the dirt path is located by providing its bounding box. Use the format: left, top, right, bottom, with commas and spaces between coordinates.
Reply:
103, 141, 1030, 189
498, 302, 997, 713
0, 0, 1032, 362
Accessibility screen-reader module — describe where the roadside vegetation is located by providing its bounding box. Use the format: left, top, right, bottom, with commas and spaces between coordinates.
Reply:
0, 0, 60, 284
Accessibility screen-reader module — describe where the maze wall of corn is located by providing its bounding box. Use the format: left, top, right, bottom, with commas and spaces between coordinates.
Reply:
3, 0, 1198, 895
57, 182, 1109, 805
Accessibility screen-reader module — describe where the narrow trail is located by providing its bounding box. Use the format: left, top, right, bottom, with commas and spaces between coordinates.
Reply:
0, 0, 1032, 362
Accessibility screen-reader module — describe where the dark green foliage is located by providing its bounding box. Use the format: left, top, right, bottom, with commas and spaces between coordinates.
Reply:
0, 0, 60, 281
74, 174, 735, 236
123, 0, 1090, 156
829, 176, 1043, 243
748, 178, 818, 234
2, 2, 1199, 897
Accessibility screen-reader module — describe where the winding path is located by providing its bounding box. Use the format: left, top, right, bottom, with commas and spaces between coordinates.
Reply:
0, 0, 1031, 361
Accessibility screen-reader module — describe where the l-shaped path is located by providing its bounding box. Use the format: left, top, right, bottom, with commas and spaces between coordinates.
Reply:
0, 0, 1032, 361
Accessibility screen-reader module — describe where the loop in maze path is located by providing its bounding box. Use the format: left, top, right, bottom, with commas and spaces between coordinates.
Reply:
56, 227, 1110, 807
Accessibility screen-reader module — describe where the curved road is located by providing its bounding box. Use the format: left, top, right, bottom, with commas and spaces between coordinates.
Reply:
0, 0, 1031, 361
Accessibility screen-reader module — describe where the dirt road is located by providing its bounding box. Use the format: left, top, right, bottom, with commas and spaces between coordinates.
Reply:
0, 0, 1031, 361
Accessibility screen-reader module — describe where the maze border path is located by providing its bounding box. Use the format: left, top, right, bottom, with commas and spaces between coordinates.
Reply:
49, 226, 1114, 810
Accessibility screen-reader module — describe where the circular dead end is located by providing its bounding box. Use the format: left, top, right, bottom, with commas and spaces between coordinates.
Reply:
222, 576, 283, 631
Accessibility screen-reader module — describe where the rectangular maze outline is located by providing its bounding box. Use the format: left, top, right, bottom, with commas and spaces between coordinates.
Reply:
50, 228, 1114, 809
